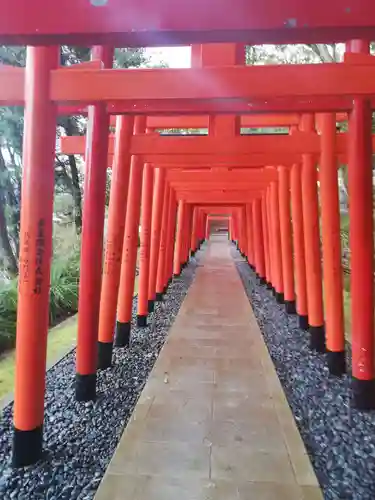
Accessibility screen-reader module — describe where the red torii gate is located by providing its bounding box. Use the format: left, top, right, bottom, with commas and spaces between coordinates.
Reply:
1, 1, 375, 46
1, 2, 375, 469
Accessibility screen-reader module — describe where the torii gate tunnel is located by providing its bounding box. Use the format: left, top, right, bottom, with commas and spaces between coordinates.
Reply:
2, 0, 375, 468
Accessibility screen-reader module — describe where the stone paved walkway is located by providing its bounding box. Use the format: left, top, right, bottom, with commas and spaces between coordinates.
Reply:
95, 235, 323, 500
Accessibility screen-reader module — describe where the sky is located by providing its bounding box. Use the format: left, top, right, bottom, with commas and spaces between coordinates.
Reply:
145, 46, 191, 68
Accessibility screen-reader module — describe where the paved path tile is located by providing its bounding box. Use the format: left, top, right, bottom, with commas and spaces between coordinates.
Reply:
95, 236, 323, 500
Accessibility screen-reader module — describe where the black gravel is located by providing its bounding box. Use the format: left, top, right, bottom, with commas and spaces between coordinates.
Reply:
0, 254, 199, 500
234, 249, 375, 500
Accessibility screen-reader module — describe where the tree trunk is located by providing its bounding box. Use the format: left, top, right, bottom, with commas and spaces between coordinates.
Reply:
68, 154, 83, 234
62, 118, 83, 235
0, 189, 18, 275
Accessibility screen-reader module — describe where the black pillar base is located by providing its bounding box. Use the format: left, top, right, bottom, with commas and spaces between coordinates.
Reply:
352, 378, 375, 410
148, 300, 155, 313
276, 292, 284, 304
258, 276, 267, 286
162, 284, 168, 294
173, 273, 181, 279
190, 250, 196, 258
155, 292, 164, 302
285, 300, 296, 315
137, 314, 148, 327
309, 325, 326, 353
12, 425, 43, 468
272, 287, 276, 296
266, 282, 273, 290
327, 350, 346, 377
75, 373, 96, 402
97, 341, 113, 370
298, 314, 309, 331
114, 321, 131, 347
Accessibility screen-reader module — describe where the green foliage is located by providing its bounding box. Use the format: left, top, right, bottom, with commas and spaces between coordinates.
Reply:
241, 127, 288, 135
105, 169, 112, 207
49, 248, 80, 324
246, 43, 342, 66
158, 128, 208, 135
0, 279, 17, 350
0, 45, 148, 268
0, 247, 80, 353
114, 48, 147, 68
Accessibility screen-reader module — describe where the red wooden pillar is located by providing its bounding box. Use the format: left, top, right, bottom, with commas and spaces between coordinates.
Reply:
347, 41, 375, 409
205, 215, 210, 240
190, 207, 198, 256
182, 204, 192, 265
181, 207, 188, 266
97, 115, 134, 370
12, 46, 58, 467
251, 202, 258, 272
254, 198, 266, 284
240, 206, 247, 257
301, 114, 325, 352
156, 185, 171, 300
174, 200, 186, 276
261, 193, 271, 286
319, 113, 346, 376
200, 212, 205, 243
184, 205, 191, 264
115, 117, 147, 346
270, 180, 284, 303
278, 166, 296, 314
162, 190, 175, 293
266, 186, 274, 290
246, 203, 254, 269
237, 210, 242, 255
290, 163, 309, 330
204, 214, 209, 243
185, 205, 192, 263
196, 210, 202, 245
137, 163, 154, 326
165, 194, 178, 285
148, 168, 166, 312
188, 205, 194, 259
76, 46, 113, 402
201, 213, 207, 245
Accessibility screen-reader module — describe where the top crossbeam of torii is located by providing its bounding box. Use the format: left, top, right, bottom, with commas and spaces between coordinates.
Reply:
1, 0, 375, 46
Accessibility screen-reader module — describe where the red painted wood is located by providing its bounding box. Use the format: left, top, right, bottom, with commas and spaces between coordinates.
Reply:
1, 0, 374, 45
13, 47, 58, 464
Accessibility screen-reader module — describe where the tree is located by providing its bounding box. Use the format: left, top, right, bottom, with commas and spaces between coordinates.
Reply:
0, 146, 19, 275
0, 46, 147, 276
246, 43, 343, 65
56, 47, 147, 234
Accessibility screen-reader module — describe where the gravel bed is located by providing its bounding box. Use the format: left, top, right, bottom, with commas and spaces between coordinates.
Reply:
234, 250, 375, 500
0, 255, 199, 500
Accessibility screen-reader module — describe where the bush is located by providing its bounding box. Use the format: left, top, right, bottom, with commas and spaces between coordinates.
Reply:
0, 279, 17, 351
49, 247, 80, 324
0, 247, 80, 354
